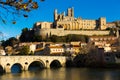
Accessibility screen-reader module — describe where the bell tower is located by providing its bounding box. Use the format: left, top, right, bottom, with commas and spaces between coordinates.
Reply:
67, 7, 74, 17
99, 17, 106, 30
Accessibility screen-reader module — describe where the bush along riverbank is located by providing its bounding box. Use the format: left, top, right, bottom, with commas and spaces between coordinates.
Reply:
65, 54, 120, 69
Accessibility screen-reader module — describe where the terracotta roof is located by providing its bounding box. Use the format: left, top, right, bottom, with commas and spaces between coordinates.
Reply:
49, 46, 63, 48
73, 45, 80, 47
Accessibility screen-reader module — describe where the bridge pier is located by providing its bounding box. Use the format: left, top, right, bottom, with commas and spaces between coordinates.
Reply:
45, 60, 50, 68
5, 66, 11, 73
61, 63, 66, 67
23, 65, 28, 71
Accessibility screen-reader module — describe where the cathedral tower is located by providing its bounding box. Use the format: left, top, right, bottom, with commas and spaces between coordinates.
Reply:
67, 7, 74, 17
99, 17, 106, 30
54, 9, 58, 21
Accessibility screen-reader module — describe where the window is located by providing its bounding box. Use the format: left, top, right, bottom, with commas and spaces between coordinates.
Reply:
7, 63, 10, 66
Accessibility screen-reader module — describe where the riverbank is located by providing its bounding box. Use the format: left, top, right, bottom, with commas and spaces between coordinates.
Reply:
66, 59, 120, 69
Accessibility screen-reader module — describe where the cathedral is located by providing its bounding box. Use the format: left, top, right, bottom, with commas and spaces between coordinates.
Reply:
53, 7, 106, 30
33, 7, 110, 39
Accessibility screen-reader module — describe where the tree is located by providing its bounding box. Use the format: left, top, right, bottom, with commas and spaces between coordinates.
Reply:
50, 35, 57, 42
1, 37, 19, 48
74, 42, 99, 67
19, 27, 31, 42
66, 34, 73, 42
45, 34, 88, 43
19, 45, 30, 55
8, 37, 19, 46
73, 54, 87, 67
19, 27, 42, 42
66, 34, 88, 42
0, 0, 45, 24
33, 35, 42, 42
109, 28, 116, 36
5, 46, 13, 55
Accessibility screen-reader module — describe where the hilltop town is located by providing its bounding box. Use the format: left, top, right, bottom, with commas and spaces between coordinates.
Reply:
1, 7, 120, 67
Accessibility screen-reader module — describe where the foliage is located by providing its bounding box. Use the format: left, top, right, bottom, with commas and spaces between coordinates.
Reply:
73, 54, 87, 67
19, 45, 30, 55
1, 37, 19, 48
29, 51, 34, 55
5, 46, 13, 55
115, 21, 120, 28
117, 37, 120, 46
79, 47, 89, 54
66, 59, 74, 67
19, 28, 88, 43
19, 27, 42, 42
0, 0, 45, 24
33, 35, 42, 42
106, 27, 111, 30
49, 35, 57, 42
47, 34, 88, 43
73, 42, 99, 67
109, 28, 116, 36
66, 34, 88, 42
19, 28, 30, 42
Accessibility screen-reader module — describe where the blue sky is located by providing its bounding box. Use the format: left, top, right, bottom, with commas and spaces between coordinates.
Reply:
0, 0, 120, 40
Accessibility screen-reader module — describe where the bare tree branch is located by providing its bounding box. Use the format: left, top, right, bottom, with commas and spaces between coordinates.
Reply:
0, 0, 44, 24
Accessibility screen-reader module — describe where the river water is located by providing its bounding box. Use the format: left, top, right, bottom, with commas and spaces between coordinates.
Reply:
0, 68, 120, 80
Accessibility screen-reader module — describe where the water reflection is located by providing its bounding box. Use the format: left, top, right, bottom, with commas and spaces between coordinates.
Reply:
0, 68, 120, 80
28, 61, 44, 71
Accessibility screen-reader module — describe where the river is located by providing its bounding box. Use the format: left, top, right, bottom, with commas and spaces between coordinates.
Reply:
0, 68, 120, 80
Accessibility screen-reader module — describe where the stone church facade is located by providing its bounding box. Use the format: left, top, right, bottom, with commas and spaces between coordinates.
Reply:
33, 7, 110, 39
54, 7, 106, 30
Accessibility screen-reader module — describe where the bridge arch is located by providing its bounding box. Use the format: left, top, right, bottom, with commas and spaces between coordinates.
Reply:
11, 63, 23, 73
28, 60, 45, 71
50, 60, 62, 68
0, 56, 67, 73
0, 65, 4, 73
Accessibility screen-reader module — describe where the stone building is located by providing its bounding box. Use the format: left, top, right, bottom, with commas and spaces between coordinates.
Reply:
106, 22, 116, 28
53, 7, 106, 30
33, 7, 110, 39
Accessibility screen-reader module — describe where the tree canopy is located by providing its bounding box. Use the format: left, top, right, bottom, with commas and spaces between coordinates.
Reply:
1, 37, 19, 48
48, 34, 88, 43
19, 27, 42, 42
19, 45, 30, 55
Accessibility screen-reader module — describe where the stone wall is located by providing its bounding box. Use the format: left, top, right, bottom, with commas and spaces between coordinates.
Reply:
35, 28, 110, 39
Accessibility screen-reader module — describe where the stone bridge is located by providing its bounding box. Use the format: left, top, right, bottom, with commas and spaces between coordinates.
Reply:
0, 56, 68, 73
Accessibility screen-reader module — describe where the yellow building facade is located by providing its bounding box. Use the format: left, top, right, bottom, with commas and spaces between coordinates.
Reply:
54, 7, 106, 30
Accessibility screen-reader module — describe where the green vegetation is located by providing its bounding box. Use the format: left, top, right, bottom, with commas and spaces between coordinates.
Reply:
73, 42, 98, 67
46, 34, 88, 43
19, 28, 42, 42
1, 37, 19, 48
109, 28, 116, 36
19, 46, 30, 55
